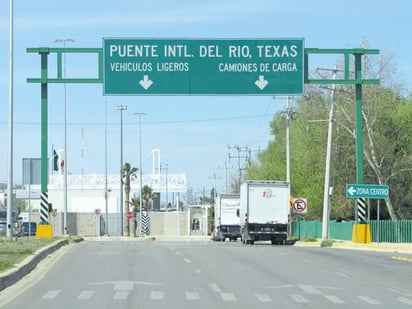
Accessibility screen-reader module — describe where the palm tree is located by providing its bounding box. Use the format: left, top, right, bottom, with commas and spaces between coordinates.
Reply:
141, 185, 153, 211
129, 197, 140, 237
121, 162, 138, 236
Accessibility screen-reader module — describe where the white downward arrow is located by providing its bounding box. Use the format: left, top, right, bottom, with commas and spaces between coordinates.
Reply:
255, 75, 269, 90
139, 75, 153, 90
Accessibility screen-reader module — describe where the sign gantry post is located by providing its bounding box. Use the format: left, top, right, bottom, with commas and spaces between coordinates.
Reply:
27, 41, 380, 240
40, 49, 49, 224
27, 47, 103, 231
305, 48, 380, 239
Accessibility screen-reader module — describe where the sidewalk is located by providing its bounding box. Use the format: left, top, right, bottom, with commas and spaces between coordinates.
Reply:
295, 240, 412, 254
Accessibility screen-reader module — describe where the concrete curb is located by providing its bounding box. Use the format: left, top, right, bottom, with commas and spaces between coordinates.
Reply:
83, 235, 211, 242
0, 239, 69, 292
295, 241, 412, 253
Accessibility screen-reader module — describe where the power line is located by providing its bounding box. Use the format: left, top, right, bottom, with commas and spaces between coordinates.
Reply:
0, 113, 272, 127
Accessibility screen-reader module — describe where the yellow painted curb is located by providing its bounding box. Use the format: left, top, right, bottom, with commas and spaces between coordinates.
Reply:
392, 256, 412, 262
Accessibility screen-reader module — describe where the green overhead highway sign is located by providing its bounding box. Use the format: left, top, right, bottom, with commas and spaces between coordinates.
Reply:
346, 184, 389, 199
103, 38, 304, 95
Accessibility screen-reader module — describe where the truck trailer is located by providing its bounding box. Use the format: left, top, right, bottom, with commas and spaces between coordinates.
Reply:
213, 193, 241, 241
239, 181, 290, 245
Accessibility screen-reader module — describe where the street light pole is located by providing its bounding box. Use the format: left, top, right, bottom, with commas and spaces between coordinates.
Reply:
116, 105, 127, 236
104, 99, 109, 235
6, 0, 14, 238
134, 112, 146, 236
54, 38, 74, 236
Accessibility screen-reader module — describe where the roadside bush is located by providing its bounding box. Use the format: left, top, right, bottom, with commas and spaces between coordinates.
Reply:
299, 237, 318, 242
320, 240, 334, 247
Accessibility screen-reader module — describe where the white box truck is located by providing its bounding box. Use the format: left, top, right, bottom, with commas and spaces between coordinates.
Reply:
213, 193, 241, 241
240, 181, 290, 245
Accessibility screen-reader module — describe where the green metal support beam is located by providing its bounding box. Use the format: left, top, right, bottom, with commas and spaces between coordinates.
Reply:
27, 45, 380, 228
27, 47, 103, 84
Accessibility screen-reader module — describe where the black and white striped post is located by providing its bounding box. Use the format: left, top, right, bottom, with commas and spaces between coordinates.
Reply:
40, 192, 49, 223
357, 197, 367, 222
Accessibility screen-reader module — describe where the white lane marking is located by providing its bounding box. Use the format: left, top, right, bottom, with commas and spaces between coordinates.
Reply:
267, 284, 294, 289
78, 290, 95, 299
387, 288, 412, 297
399, 297, 412, 305
334, 271, 351, 278
221, 292, 237, 301
184, 258, 192, 263
113, 281, 134, 290
255, 293, 273, 302
151, 291, 164, 300
175, 251, 182, 255
290, 294, 309, 303
323, 294, 345, 304
113, 291, 129, 300
194, 268, 202, 274
42, 290, 60, 299
358, 296, 381, 304
185, 292, 200, 300
90, 280, 161, 289
298, 284, 322, 294
209, 283, 222, 293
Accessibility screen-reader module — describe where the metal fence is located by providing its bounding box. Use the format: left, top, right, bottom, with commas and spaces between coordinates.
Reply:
292, 220, 412, 243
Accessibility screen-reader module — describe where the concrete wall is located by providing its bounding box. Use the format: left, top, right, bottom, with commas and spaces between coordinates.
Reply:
25, 208, 208, 237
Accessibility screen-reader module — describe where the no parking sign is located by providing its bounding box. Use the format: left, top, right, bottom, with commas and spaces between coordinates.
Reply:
292, 198, 307, 214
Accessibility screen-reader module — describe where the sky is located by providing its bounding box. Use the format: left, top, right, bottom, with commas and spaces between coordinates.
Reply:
0, 0, 411, 197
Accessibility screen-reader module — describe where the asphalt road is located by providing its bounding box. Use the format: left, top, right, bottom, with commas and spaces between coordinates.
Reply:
1, 240, 412, 308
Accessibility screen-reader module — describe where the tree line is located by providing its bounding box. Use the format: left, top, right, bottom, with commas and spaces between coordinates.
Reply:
246, 49, 412, 220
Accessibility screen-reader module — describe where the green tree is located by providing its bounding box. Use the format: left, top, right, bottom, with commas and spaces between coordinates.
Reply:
122, 162, 138, 236
246, 78, 412, 220
141, 185, 153, 211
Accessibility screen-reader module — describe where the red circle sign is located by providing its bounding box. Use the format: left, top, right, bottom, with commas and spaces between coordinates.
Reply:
293, 198, 307, 213
126, 211, 133, 219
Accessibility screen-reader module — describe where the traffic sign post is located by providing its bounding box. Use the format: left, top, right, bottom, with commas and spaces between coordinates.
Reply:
103, 38, 304, 95
346, 184, 389, 199
346, 183, 387, 244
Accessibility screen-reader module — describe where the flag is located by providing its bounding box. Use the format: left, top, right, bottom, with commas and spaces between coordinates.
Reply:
53, 150, 58, 171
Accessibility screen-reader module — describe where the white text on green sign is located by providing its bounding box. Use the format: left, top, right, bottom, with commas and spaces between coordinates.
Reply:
346, 184, 389, 199
103, 38, 304, 95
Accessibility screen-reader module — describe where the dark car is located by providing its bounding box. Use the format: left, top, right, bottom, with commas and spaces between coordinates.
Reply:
18, 222, 37, 236
0, 210, 20, 234
0, 210, 19, 225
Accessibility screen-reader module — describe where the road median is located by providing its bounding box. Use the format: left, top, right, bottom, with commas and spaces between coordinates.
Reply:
0, 239, 69, 291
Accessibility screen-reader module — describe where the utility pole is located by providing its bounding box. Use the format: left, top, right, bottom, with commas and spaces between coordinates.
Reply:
209, 172, 221, 202
285, 96, 291, 184
320, 66, 338, 240
228, 145, 250, 192
218, 160, 235, 193
116, 104, 127, 236
160, 163, 168, 211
